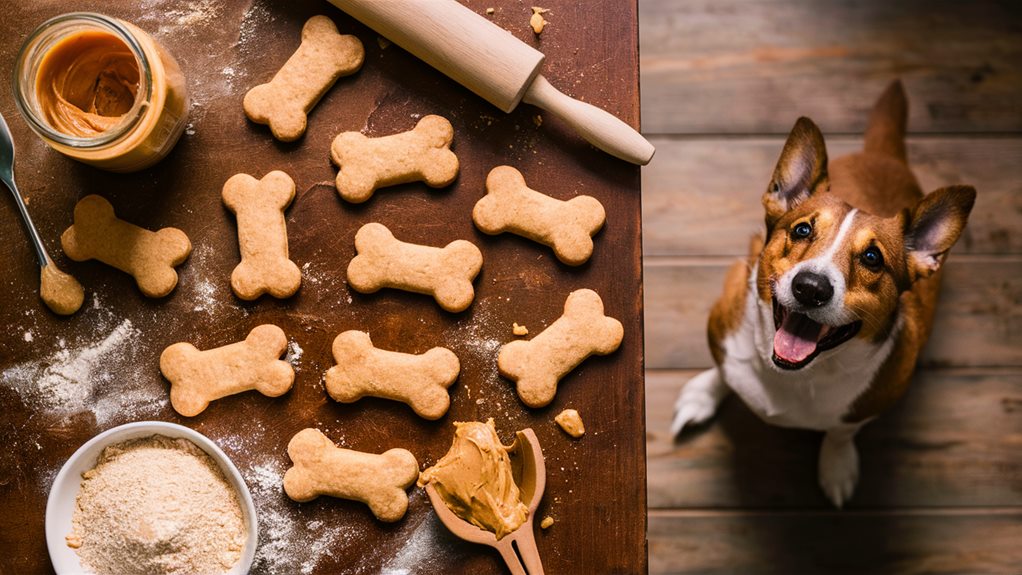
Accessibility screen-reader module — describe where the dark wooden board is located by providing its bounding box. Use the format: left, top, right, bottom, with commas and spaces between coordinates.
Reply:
642, 137, 1022, 257
646, 369, 1022, 508
649, 509, 1022, 575
0, 1, 646, 573
639, 0, 1022, 135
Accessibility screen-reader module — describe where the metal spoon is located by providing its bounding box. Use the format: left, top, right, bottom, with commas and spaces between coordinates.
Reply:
425, 428, 546, 575
0, 112, 84, 315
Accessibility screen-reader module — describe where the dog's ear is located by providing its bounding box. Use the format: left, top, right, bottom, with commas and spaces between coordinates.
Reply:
763, 117, 829, 229
905, 185, 976, 280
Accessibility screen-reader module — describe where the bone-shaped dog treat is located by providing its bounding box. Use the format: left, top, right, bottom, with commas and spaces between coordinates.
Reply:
222, 171, 302, 300
347, 222, 483, 312
473, 165, 606, 266
159, 324, 295, 417
244, 15, 364, 142
325, 330, 459, 420
331, 115, 459, 203
61, 195, 191, 298
499, 289, 623, 408
283, 428, 419, 522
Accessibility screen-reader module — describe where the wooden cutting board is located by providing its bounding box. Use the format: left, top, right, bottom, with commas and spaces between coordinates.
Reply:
0, 1, 646, 573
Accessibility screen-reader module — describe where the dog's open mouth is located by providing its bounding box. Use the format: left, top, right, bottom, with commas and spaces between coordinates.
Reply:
772, 299, 862, 370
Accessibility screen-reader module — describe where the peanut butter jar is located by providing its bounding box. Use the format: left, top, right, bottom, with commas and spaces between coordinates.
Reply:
13, 13, 189, 173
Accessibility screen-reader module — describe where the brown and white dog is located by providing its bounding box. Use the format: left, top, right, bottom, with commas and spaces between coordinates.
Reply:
670, 81, 975, 507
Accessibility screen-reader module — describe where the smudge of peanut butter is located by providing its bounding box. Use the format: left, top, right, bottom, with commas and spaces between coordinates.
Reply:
40, 263, 85, 315
530, 7, 549, 35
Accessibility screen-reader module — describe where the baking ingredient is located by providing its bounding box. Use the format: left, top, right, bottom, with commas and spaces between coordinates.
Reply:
530, 7, 548, 34
36, 30, 139, 137
512, 322, 529, 336
419, 419, 528, 540
554, 408, 585, 438
540, 516, 554, 529
68, 435, 246, 575
39, 263, 85, 315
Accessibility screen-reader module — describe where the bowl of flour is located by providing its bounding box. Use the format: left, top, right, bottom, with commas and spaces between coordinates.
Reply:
46, 421, 258, 575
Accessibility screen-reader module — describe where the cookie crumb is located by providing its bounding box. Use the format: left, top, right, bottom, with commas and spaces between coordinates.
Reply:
540, 516, 554, 529
533, 115, 543, 127
513, 322, 529, 336
65, 534, 82, 549
554, 409, 585, 438
530, 7, 548, 35
486, 7, 495, 15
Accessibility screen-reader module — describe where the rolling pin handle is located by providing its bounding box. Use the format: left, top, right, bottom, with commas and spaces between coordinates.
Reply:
523, 75, 655, 166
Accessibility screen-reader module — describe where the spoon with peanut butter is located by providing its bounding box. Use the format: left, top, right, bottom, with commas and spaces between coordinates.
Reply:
421, 421, 546, 574
0, 112, 84, 315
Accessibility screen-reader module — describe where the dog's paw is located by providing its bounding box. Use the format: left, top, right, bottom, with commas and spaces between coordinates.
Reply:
671, 369, 727, 437
818, 434, 859, 508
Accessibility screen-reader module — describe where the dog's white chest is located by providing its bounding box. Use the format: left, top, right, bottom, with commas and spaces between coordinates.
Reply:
719, 277, 895, 431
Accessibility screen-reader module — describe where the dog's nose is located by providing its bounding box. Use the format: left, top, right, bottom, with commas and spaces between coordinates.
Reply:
792, 270, 834, 308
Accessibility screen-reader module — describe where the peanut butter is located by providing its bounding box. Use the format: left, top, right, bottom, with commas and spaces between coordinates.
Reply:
40, 263, 84, 315
419, 419, 528, 540
36, 30, 140, 137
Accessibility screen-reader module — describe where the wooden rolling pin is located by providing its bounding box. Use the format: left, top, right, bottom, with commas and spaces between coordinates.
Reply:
327, 0, 655, 165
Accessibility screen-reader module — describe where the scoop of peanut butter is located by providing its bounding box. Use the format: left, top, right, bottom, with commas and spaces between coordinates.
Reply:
419, 419, 528, 540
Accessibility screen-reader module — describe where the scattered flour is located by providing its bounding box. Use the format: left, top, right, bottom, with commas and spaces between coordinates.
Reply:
243, 460, 352, 575
1, 320, 166, 425
380, 512, 446, 574
23, 331, 33, 342
285, 340, 304, 370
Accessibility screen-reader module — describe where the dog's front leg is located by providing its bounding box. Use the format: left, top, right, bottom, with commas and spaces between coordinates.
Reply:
818, 423, 866, 508
671, 367, 730, 437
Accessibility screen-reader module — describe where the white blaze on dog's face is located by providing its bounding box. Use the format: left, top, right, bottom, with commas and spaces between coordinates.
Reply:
754, 117, 975, 371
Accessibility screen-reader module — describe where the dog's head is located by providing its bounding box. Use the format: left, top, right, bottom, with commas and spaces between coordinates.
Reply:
756, 117, 975, 370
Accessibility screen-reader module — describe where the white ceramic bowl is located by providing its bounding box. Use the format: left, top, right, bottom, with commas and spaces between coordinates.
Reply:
46, 421, 258, 575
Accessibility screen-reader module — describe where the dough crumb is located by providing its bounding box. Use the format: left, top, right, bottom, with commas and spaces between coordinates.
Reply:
530, 7, 549, 35
540, 516, 554, 529
65, 534, 82, 549
486, 7, 495, 15
513, 322, 529, 336
533, 115, 543, 127
554, 409, 585, 438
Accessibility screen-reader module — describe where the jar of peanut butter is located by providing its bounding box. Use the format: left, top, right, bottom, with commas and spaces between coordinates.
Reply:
13, 13, 188, 173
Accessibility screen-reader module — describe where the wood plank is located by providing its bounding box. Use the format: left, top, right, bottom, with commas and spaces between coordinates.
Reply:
646, 369, 1022, 509
641, 137, 1022, 257
649, 509, 1022, 575
639, 0, 1022, 134
643, 256, 1022, 370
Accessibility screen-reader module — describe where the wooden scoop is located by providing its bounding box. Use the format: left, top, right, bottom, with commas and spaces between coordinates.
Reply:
425, 428, 546, 575
327, 0, 655, 165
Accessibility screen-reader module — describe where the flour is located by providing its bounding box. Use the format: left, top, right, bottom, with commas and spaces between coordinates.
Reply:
285, 340, 304, 370
69, 435, 246, 575
380, 512, 445, 574
243, 460, 353, 575
0, 319, 165, 425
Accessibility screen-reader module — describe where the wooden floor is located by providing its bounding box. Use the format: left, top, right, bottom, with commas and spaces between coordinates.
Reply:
638, 1, 1022, 573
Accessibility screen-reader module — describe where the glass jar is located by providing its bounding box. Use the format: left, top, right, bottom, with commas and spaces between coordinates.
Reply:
13, 12, 189, 173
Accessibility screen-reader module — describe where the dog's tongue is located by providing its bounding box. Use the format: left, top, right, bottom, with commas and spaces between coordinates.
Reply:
774, 311, 826, 364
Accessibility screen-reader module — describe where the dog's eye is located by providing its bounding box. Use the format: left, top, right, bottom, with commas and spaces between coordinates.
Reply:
791, 222, 812, 239
861, 246, 884, 270
771, 180, 781, 194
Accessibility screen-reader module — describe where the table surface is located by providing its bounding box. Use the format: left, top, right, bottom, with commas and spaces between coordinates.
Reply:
0, 1, 646, 574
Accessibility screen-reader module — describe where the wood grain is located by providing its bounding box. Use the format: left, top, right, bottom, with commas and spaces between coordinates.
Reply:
0, 1, 645, 574
646, 369, 1022, 508
643, 256, 1022, 370
649, 509, 1022, 575
642, 137, 1022, 257
639, 0, 1022, 134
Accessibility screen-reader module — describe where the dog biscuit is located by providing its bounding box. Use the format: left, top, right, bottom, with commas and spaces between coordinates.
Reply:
222, 171, 302, 300
160, 324, 295, 417
499, 289, 623, 408
325, 330, 459, 420
61, 195, 191, 298
473, 165, 605, 266
244, 15, 364, 141
331, 115, 459, 203
347, 222, 482, 312
283, 428, 418, 522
